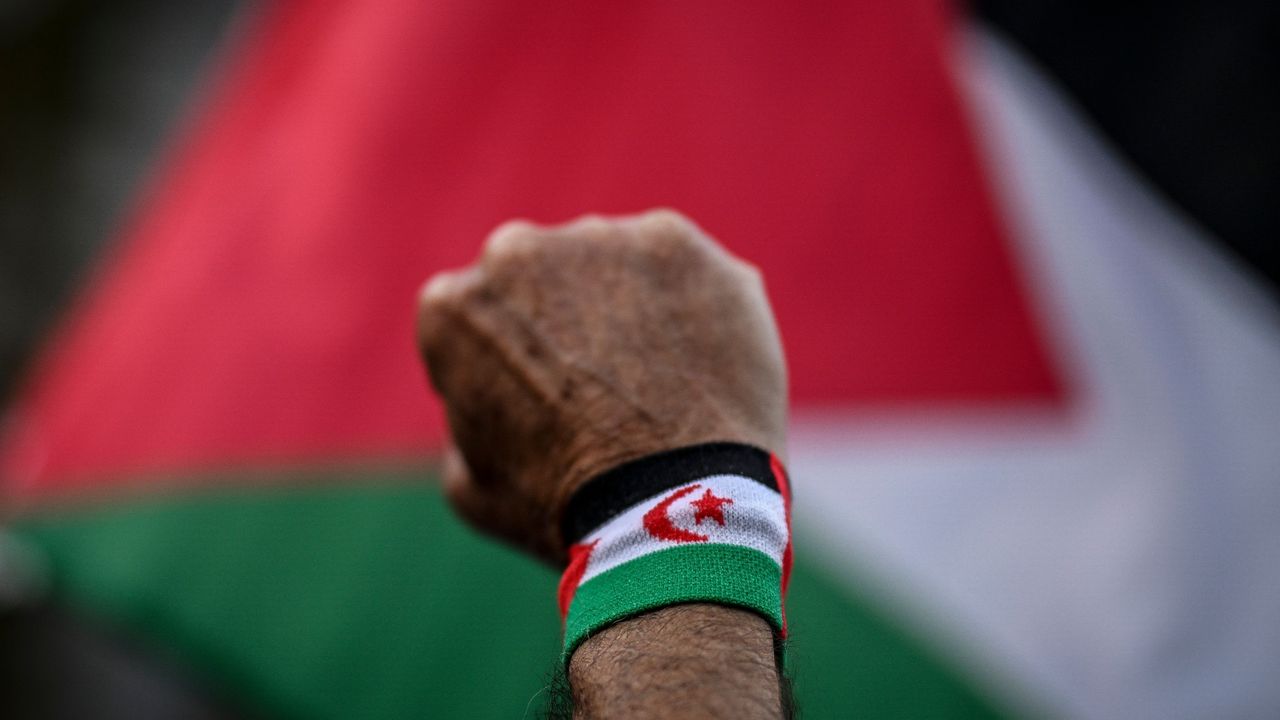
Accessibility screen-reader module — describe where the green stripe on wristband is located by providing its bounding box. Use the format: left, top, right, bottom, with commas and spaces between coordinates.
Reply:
563, 543, 783, 659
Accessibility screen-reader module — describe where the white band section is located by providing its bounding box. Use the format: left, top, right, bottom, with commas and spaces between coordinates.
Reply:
578, 473, 788, 587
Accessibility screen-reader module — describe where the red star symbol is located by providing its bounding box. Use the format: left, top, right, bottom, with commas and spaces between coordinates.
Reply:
691, 488, 733, 526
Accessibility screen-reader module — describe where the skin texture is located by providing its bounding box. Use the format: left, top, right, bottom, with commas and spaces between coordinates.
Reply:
568, 604, 785, 719
417, 209, 789, 718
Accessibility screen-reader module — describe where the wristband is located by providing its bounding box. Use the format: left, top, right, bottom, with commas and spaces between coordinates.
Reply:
557, 442, 793, 658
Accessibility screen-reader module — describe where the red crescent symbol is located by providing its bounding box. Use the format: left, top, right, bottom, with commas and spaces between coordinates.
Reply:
643, 484, 709, 543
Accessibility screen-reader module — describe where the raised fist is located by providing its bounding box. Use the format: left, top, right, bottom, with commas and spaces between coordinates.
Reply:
417, 210, 787, 563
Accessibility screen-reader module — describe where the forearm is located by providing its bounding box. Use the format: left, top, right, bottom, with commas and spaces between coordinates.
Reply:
569, 603, 786, 719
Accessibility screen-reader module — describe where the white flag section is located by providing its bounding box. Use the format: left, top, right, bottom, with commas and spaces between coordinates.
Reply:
790, 24, 1280, 720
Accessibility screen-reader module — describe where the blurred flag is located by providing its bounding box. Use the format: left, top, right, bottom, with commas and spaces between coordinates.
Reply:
3, 2, 1277, 718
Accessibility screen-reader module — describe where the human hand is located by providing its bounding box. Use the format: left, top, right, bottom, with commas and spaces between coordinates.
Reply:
416, 209, 787, 563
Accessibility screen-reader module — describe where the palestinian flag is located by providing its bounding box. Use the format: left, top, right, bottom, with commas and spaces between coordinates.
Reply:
3, 2, 1277, 718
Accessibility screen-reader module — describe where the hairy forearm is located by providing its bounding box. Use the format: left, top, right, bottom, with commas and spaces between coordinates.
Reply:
568, 604, 785, 719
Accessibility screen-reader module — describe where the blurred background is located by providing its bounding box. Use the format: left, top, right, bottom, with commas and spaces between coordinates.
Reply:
1, 1, 1277, 718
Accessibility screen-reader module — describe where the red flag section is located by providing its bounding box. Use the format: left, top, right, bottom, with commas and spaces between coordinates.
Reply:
3, 2, 1062, 506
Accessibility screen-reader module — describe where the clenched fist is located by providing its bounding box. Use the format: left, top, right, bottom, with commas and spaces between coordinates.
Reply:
417, 210, 787, 564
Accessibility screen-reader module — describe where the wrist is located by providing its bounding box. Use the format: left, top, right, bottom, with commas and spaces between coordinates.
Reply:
556, 442, 793, 660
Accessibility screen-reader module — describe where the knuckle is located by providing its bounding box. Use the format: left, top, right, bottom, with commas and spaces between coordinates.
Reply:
419, 267, 486, 308
634, 207, 696, 240
417, 277, 462, 345
733, 257, 764, 283
419, 271, 461, 307
639, 207, 693, 231
484, 219, 541, 259
635, 208, 706, 253
416, 269, 487, 350
561, 213, 613, 240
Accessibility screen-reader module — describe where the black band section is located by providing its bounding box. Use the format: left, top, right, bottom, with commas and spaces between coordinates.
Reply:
561, 442, 779, 546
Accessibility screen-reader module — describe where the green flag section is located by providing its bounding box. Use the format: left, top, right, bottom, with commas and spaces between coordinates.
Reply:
12, 471, 1010, 719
